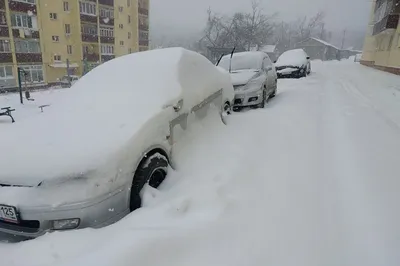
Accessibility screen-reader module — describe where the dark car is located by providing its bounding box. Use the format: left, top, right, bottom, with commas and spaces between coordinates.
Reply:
275, 49, 311, 79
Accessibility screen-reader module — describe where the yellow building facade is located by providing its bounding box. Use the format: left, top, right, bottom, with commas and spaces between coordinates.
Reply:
0, 0, 149, 90
361, 0, 400, 75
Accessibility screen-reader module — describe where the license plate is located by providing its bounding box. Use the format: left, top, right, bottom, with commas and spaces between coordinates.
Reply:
0, 205, 19, 224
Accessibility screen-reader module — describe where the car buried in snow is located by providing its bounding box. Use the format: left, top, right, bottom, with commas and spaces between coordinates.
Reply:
275, 49, 311, 79
218, 51, 277, 111
0, 48, 234, 239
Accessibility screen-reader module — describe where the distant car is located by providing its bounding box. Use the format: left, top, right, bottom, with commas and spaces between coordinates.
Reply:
60, 75, 80, 88
218, 51, 277, 110
275, 49, 311, 79
0, 48, 234, 238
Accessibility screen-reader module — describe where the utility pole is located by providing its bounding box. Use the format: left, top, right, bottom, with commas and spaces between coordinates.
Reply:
341, 29, 347, 49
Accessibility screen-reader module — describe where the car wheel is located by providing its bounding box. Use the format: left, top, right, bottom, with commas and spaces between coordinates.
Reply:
270, 87, 277, 98
221, 101, 231, 125
130, 153, 168, 211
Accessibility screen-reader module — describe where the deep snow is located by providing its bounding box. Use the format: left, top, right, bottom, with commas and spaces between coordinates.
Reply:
1, 59, 400, 266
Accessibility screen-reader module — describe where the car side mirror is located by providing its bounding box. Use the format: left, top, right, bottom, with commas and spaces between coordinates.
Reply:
306, 56, 310, 60
273, 60, 277, 63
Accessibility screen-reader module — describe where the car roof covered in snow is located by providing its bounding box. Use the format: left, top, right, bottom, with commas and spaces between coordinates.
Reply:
0, 48, 229, 186
275, 49, 308, 67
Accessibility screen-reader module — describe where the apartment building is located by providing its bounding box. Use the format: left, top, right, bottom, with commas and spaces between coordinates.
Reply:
0, 0, 149, 90
361, 0, 400, 75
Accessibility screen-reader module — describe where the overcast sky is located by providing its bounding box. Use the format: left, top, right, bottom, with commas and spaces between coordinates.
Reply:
150, 0, 372, 33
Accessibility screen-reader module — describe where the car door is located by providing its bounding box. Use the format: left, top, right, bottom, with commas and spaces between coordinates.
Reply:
263, 56, 275, 94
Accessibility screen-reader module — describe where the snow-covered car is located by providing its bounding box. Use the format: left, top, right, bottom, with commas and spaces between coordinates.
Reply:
0, 48, 234, 238
218, 51, 277, 110
275, 49, 311, 78
59, 75, 80, 88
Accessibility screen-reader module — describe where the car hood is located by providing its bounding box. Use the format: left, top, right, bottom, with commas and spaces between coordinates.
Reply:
0, 48, 229, 187
229, 71, 259, 86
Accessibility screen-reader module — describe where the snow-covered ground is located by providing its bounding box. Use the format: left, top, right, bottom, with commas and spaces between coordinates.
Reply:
1, 60, 400, 266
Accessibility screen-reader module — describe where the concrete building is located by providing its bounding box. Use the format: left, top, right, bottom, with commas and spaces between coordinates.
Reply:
295, 37, 341, 61
361, 0, 400, 75
0, 0, 149, 91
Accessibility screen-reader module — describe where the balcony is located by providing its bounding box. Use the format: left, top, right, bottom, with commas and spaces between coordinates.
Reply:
0, 26, 8, 37
16, 53, 42, 63
138, 8, 148, 16
99, 0, 113, 6
0, 53, 12, 63
80, 14, 97, 23
100, 17, 114, 26
100, 36, 114, 44
83, 53, 99, 62
139, 40, 148, 46
0, 0, 5, 10
12, 29, 40, 39
139, 24, 149, 31
373, 14, 400, 35
9, 0, 36, 14
101, 55, 115, 62
82, 34, 98, 43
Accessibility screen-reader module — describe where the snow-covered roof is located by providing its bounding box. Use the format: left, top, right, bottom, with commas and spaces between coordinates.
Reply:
0, 48, 229, 186
260, 45, 276, 53
309, 37, 340, 50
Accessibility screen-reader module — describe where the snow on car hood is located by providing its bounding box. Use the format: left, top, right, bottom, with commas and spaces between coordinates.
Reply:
275, 49, 308, 68
229, 70, 259, 86
0, 48, 228, 187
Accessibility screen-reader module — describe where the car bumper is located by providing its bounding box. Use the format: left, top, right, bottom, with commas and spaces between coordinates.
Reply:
233, 89, 263, 109
0, 186, 129, 239
277, 69, 302, 78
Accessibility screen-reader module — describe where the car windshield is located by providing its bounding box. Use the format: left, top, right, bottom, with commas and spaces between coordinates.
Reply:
219, 53, 262, 72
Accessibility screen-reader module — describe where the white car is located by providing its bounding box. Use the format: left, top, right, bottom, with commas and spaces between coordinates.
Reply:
0, 48, 234, 238
218, 51, 277, 110
275, 49, 311, 78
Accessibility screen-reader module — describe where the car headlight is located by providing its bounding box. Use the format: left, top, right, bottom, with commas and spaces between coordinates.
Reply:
241, 80, 263, 92
52, 218, 80, 230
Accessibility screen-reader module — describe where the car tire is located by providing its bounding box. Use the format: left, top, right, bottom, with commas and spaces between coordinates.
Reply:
270, 88, 277, 98
221, 101, 231, 125
130, 153, 168, 211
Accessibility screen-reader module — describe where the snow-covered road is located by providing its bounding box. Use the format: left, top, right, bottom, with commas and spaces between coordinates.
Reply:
1, 60, 400, 266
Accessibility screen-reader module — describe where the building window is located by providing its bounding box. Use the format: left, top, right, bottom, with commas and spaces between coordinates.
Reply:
81, 24, 97, 35
52, 35, 60, 42
64, 1, 70, 11
119, 6, 123, 12
100, 27, 114, 37
79, 1, 96, 16
128, 15, 131, 23
119, 24, 123, 29
100, 7, 114, 18
14, 39, 40, 53
65, 24, 71, 34
128, 32, 131, 39
127, 0, 130, 7
11, 13, 36, 29
82, 45, 89, 54
120, 41, 124, 46
54, 55, 61, 62
20, 65, 44, 83
101, 44, 114, 55
49, 13, 57, 20
0, 11, 7, 25
139, 31, 148, 40
67, 45, 72, 54
0, 66, 13, 80
0, 40, 11, 53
